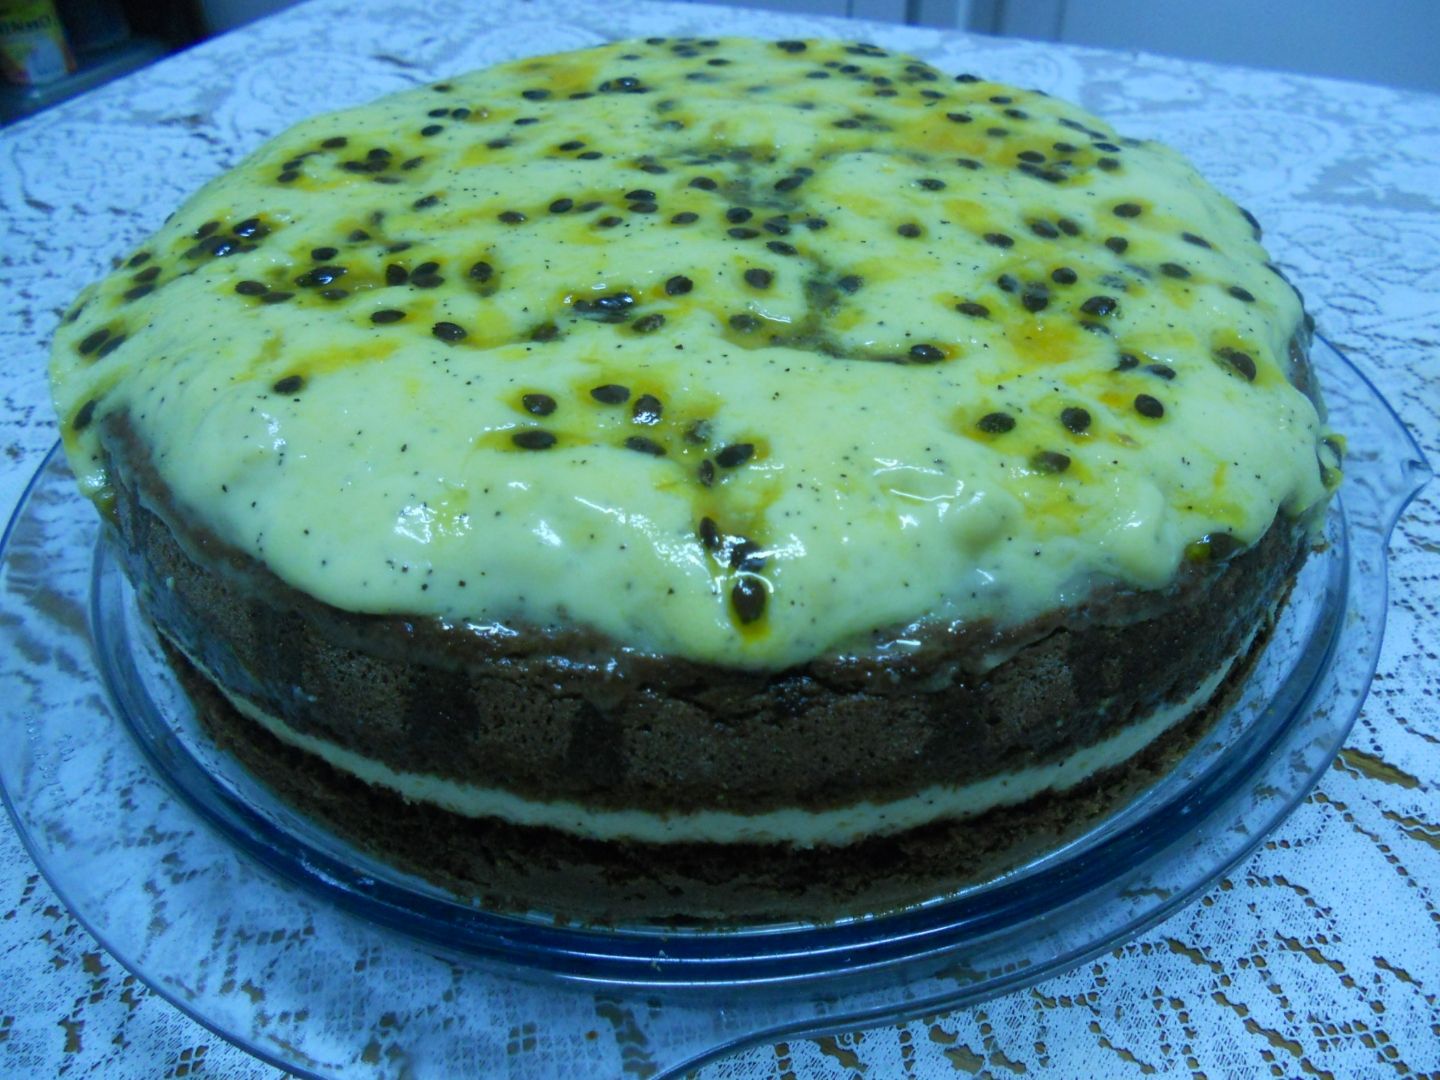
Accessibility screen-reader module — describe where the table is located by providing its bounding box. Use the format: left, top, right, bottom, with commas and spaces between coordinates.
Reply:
2, 1, 1437, 1075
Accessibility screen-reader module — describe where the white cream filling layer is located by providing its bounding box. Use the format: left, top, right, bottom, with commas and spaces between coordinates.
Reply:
181, 632, 1252, 848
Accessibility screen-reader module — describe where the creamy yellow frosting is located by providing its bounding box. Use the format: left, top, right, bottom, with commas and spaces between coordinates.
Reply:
50, 37, 1336, 668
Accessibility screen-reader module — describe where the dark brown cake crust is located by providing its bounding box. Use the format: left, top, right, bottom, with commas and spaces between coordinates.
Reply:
102, 414, 1310, 818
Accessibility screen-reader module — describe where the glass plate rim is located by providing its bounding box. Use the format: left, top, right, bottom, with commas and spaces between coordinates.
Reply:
0, 334, 1429, 1080
46, 335, 1422, 990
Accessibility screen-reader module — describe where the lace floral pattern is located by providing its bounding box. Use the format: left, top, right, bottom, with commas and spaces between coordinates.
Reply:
1, 0, 1436, 1075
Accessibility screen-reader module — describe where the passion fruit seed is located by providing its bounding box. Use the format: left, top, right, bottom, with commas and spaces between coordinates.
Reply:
1215, 346, 1258, 381
632, 394, 663, 423
591, 383, 630, 404
624, 435, 666, 455
716, 443, 755, 467
731, 577, 766, 623
1031, 450, 1072, 473
272, 374, 304, 394
1135, 394, 1165, 418
513, 429, 557, 450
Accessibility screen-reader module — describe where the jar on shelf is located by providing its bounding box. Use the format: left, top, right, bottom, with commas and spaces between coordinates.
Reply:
0, 0, 76, 85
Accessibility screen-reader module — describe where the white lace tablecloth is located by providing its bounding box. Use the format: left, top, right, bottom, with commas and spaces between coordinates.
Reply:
2, 1, 1436, 1076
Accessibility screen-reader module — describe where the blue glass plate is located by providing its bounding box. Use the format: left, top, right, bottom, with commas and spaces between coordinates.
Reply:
0, 338, 1428, 1077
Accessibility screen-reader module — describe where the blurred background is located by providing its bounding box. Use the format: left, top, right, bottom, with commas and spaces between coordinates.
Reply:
3, 0, 1437, 127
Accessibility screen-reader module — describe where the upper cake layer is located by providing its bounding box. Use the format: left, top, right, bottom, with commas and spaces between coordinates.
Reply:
51, 37, 1336, 668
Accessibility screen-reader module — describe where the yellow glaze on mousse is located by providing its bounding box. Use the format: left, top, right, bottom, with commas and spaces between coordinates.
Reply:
50, 37, 1336, 668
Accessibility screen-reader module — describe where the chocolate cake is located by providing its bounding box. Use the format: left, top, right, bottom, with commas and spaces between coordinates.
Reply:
49, 37, 1342, 923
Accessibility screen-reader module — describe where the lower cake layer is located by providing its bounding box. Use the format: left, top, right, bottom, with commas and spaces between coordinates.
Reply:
164, 622, 1270, 924
169, 627, 1256, 849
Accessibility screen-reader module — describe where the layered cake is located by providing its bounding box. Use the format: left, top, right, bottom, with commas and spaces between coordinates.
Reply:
49, 37, 1342, 922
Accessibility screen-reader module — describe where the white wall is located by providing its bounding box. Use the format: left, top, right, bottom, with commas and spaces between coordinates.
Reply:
199, 0, 304, 32
977, 0, 1440, 94
194, 0, 1440, 94
690, 0, 971, 27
